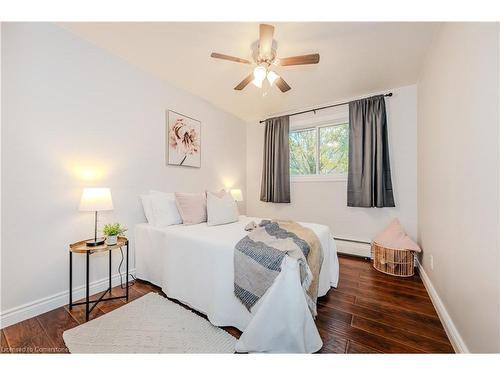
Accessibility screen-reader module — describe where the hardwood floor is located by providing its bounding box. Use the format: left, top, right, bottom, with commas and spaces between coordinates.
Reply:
0, 255, 454, 354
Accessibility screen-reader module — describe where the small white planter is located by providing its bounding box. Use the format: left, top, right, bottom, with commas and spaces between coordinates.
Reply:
105, 235, 118, 245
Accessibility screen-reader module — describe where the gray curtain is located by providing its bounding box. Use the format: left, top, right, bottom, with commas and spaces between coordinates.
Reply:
347, 95, 395, 207
260, 116, 291, 203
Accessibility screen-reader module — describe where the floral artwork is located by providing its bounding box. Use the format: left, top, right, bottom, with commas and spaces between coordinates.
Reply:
167, 110, 201, 167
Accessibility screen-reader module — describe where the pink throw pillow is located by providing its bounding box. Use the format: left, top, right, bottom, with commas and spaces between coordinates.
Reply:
373, 219, 421, 252
174, 192, 207, 224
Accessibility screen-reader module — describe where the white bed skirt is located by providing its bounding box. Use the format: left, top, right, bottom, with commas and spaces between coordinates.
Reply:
135, 216, 339, 353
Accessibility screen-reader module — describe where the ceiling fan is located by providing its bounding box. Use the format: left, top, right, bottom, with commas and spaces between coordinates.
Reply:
210, 24, 320, 93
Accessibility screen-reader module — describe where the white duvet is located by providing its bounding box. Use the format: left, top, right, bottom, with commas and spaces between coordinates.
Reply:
135, 215, 339, 353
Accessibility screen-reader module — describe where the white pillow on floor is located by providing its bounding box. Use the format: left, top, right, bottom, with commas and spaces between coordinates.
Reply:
206, 191, 238, 226
149, 190, 183, 227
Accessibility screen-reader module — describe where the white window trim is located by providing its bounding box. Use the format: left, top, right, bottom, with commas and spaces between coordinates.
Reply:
290, 117, 349, 183
291, 174, 347, 183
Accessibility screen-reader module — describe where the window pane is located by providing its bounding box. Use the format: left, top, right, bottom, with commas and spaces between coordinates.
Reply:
319, 124, 349, 174
289, 129, 317, 175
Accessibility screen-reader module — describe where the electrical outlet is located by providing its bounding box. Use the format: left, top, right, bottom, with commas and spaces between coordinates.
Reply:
430, 255, 434, 270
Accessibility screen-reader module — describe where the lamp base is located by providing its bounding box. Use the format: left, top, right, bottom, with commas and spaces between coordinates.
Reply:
86, 237, 105, 247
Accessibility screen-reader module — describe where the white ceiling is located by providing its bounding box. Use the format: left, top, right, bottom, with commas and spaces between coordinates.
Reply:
60, 22, 439, 122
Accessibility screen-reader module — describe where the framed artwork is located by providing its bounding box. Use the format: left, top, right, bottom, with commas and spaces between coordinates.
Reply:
166, 110, 201, 168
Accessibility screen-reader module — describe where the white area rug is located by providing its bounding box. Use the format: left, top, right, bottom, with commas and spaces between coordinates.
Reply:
63, 293, 236, 353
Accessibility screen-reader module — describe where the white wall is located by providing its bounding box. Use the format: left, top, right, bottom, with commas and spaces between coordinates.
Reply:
246, 85, 417, 244
417, 23, 500, 353
0, 23, 246, 325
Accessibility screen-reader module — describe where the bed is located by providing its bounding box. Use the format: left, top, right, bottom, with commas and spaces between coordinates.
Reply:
134, 215, 339, 353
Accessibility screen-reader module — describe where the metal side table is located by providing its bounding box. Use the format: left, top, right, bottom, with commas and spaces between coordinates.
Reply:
69, 236, 129, 321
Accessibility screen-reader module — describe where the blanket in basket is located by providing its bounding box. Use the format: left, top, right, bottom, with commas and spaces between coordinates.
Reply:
234, 220, 323, 317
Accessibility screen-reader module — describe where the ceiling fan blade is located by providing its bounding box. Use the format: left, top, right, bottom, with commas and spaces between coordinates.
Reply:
234, 74, 254, 90
279, 54, 320, 66
210, 52, 251, 64
275, 77, 291, 93
259, 24, 275, 59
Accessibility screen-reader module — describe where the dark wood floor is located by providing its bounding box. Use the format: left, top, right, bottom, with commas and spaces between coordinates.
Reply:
0, 255, 454, 354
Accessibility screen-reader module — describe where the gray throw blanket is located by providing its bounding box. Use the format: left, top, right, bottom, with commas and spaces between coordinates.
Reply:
234, 220, 323, 317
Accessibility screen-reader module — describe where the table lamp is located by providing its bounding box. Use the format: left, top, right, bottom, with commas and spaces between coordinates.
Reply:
230, 189, 243, 202
79, 187, 113, 247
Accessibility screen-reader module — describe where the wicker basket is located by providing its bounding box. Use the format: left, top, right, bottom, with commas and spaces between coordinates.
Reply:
371, 242, 415, 277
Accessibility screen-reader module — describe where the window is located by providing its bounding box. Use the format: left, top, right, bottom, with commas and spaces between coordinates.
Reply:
290, 122, 349, 180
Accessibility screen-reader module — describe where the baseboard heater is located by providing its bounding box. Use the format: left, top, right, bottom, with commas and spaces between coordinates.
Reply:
334, 237, 372, 258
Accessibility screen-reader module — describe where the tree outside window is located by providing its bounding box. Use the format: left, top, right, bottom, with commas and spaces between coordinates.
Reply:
290, 123, 349, 177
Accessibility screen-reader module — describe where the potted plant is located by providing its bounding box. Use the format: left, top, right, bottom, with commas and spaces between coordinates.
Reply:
103, 223, 127, 245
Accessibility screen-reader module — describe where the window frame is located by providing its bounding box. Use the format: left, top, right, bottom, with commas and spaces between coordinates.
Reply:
289, 117, 349, 183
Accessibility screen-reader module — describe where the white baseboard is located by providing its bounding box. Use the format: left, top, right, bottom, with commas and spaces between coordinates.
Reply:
0, 269, 136, 329
335, 238, 371, 258
416, 260, 468, 353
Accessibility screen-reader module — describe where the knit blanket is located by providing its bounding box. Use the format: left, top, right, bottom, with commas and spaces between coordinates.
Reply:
234, 220, 323, 317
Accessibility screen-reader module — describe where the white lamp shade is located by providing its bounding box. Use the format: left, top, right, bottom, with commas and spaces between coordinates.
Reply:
230, 189, 243, 202
252, 66, 266, 88
79, 188, 114, 211
267, 70, 280, 85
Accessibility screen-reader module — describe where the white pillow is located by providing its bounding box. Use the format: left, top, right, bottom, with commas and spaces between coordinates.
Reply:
206, 191, 238, 226
140, 194, 155, 225
149, 190, 183, 227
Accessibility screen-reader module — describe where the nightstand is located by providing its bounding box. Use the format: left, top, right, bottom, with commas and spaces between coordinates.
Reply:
69, 236, 129, 321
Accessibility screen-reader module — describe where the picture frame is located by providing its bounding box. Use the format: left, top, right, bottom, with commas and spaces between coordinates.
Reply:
166, 110, 201, 168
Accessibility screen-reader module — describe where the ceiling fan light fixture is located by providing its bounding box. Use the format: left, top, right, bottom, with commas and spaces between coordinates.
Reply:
253, 65, 267, 80
252, 77, 263, 88
267, 70, 279, 85
252, 65, 267, 88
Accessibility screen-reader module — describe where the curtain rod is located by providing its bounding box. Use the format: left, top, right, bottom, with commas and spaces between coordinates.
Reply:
259, 92, 393, 124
